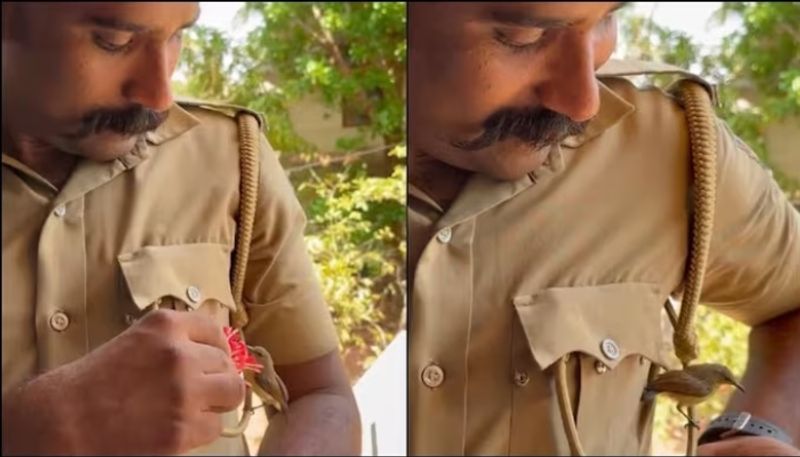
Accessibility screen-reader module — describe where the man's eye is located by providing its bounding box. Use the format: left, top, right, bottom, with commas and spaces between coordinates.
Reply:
493, 28, 545, 53
92, 31, 134, 53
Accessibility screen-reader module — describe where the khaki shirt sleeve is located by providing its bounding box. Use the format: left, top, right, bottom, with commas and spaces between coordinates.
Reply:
241, 134, 339, 365
701, 119, 800, 326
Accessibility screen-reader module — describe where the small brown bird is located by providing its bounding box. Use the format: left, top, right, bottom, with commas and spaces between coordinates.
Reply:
642, 363, 745, 428
247, 345, 290, 414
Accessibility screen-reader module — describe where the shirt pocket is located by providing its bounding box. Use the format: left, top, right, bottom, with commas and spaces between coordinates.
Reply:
511, 282, 672, 455
118, 243, 236, 326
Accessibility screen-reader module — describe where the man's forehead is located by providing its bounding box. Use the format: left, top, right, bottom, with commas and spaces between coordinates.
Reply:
49, 2, 200, 32
473, 2, 626, 27
414, 2, 625, 26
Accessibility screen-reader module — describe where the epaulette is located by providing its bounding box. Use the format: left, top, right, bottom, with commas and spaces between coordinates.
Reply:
597, 59, 720, 108
175, 97, 267, 131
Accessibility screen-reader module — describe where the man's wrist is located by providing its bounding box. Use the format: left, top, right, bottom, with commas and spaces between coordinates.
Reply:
699, 412, 794, 446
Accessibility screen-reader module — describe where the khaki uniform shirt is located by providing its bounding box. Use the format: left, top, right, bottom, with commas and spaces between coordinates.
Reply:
2, 102, 339, 455
409, 64, 800, 455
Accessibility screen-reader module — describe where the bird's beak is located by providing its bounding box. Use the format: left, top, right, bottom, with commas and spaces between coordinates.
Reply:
734, 381, 746, 392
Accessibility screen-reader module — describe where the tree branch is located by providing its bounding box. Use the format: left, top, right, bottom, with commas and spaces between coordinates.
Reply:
310, 4, 353, 78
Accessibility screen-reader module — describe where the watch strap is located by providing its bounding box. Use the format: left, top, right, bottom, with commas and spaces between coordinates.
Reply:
699, 412, 794, 446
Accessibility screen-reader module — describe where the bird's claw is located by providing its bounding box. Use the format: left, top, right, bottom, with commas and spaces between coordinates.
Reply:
676, 406, 700, 430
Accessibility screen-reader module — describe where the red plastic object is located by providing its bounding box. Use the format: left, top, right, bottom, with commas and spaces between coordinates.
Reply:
224, 326, 264, 374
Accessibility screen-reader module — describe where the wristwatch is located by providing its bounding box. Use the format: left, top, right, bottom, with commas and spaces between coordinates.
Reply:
698, 412, 794, 446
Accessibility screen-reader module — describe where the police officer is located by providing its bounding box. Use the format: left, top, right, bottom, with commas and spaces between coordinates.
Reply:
408, 3, 799, 455
1, 3, 360, 455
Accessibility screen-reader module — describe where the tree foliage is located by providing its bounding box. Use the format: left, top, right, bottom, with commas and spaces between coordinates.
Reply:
178, 2, 406, 156
238, 2, 406, 146
301, 146, 406, 359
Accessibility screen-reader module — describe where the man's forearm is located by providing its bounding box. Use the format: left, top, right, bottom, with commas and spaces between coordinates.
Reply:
258, 390, 361, 456
723, 308, 800, 443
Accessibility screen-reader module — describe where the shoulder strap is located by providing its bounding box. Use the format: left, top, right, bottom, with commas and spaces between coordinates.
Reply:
665, 79, 719, 368
230, 112, 262, 330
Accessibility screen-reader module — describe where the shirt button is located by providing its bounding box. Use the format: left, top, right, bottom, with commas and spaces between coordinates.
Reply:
421, 363, 445, 388
594, 361, 609, 374
514, 370, 530, 387
435, 227, 452, 244
600, 338, 620, 361
53, 205, 67, 218
186, 286, 202, 304
49, 311, 70, 332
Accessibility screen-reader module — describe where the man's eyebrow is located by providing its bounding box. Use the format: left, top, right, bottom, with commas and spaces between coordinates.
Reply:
484, 10, 572, 29
86, 16, 147, 32
484, 2, 630, 29
84, 10, 199, 33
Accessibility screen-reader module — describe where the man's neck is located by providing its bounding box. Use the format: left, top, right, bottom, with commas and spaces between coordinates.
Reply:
3, 129, 78, 191
409, 148, 471, 212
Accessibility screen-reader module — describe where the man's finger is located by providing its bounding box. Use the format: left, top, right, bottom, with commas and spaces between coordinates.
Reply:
198, 372, 247, 412
190, 341, 236, 375
176, 311, 229, 355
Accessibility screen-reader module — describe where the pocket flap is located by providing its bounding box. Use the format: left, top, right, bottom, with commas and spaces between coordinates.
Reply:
513, 283, 671, 371
118, 243, 236, 312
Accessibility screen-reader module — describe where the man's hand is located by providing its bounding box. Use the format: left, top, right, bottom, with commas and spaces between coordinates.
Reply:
2, 309, 245, 456
698, 436, 800, 456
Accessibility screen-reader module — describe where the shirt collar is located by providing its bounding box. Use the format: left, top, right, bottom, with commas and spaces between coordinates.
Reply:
144, 102, 201, 146
561, 80, 635, 149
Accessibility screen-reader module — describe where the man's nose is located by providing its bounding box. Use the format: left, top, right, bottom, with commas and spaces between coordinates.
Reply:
535, 32, 601, 123
123, 45, 175, 113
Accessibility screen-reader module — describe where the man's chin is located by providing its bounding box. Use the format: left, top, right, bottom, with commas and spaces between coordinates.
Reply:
54, 132, 143, 162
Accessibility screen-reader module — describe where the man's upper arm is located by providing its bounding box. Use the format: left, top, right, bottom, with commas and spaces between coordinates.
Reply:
240, 133, 339, 366
701, 120, 800, 326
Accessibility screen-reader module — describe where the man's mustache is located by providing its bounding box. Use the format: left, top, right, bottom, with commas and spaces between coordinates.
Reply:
66, 105, 169, 139
451, 107, 589, 151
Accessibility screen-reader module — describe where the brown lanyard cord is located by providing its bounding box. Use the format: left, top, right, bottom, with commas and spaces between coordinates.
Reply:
221, 112, 261, 438
556, 79, 718, 456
